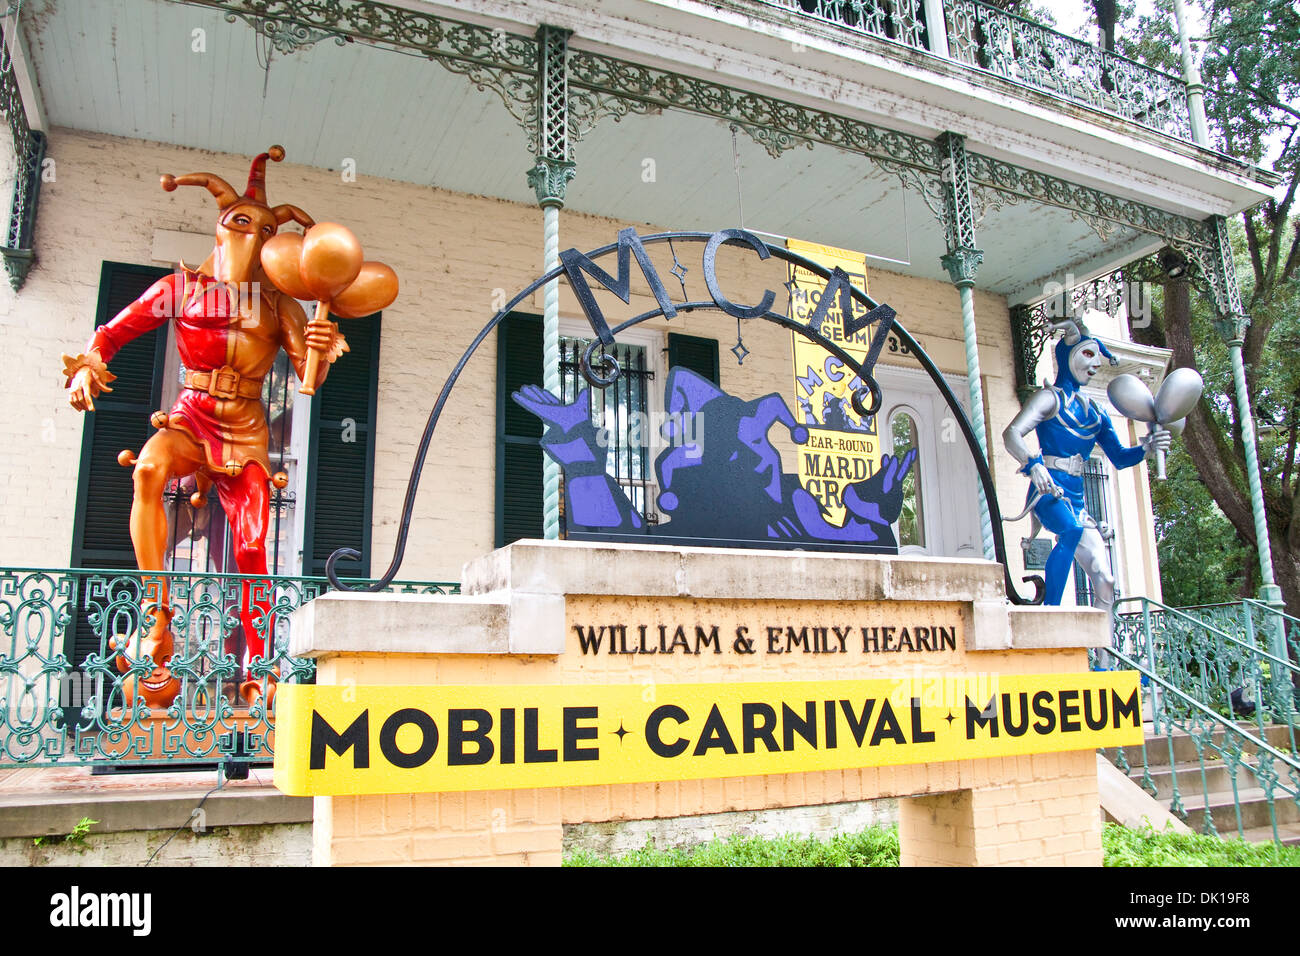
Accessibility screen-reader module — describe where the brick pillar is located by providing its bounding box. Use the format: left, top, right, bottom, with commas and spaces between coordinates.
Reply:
900, 752, 1103, 866
900, 790, 978, 866
307, 652, 566, 867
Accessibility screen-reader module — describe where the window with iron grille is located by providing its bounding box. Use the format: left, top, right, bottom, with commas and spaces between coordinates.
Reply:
559, 336, 657, 524
1074, 456, 1117, 607
495, 317, 718, 547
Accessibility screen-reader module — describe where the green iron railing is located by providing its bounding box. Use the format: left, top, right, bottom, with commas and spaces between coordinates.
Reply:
944, 0, 1192, 141
1104, 597, 1300, 843
1122, 597, 1300, 731
757, 0, 929, 51
741, 0, 1196, 143
0, 567, 458, 769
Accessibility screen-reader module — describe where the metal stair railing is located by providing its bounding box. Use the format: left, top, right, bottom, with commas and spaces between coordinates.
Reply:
1115, 596, 1299, 740
1103, 598, 1300, 843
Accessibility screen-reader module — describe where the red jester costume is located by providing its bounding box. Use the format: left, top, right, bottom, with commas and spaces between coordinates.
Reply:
62, 146, 345, 709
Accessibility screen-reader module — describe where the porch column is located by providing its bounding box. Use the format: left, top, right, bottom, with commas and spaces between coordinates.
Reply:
526, 25, 576, 541
922, 0, 950, 57
1171, 0, 1210, 147
936, 132, 994, 560
1207, 217, 1279, 605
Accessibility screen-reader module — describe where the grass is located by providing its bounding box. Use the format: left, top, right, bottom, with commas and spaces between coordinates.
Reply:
563, 822, 1300, 867
1103, 822, 1300, 866
564, 826, 900, 867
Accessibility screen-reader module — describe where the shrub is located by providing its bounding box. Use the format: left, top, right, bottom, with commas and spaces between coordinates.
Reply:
565, 822, 1300, 867
564, 826, 900, 867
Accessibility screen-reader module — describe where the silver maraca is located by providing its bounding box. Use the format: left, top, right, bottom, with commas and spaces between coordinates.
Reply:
1106, 367, 1203, 479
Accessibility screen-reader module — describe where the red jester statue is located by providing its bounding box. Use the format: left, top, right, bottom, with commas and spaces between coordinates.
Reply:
61, 146, 397, 710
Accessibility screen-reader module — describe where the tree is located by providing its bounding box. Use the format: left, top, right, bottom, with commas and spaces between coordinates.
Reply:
1118, 0, 1300, 611
1150, 448, 1249, 608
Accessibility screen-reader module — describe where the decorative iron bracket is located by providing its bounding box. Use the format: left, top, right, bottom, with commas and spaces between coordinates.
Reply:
529, 25, 575, 207
1164, 215, 1248, 343
1010, 268, 1133, 402
0, 22, 41, 291
1009, 303, 1051, 403
224, 11, 347, 54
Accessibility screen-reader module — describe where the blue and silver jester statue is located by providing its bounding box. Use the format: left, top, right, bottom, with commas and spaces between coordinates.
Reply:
1002, 320, 1171, 615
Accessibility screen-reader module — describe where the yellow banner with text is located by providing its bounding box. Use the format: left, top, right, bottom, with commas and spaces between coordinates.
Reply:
786, 238, 882, 525
273, 672, 1143, 797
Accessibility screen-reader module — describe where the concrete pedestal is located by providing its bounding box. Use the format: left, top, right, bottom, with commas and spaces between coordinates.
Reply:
287, 540, 1113, 866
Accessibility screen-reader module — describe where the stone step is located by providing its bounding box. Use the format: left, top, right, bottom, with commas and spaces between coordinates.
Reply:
1165, 787, 1300, 835
1238, 822, 1300, 847
1132, 762, 1252, 801
1109, 723, 1298, 769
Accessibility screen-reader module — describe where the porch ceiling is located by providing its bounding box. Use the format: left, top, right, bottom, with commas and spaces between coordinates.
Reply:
22, 0, 1160, 299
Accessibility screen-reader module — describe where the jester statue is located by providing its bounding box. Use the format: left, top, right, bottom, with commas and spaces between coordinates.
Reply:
61, 147, 345, 709
1002, 319, 1170, 615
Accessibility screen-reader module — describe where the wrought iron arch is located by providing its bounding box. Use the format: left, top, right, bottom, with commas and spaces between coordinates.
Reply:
326, 230, 1044, 604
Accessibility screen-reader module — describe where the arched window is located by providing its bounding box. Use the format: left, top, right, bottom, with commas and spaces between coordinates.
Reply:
889, 408, 925, 549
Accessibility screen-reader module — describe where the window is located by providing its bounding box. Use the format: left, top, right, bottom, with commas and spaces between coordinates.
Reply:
494, 314, 718, 546
159, 349, 312, 576
889, 408, 926, 549
875, 366, 981, 558
1074, 456, 1118, 607
559, 334, 657, 522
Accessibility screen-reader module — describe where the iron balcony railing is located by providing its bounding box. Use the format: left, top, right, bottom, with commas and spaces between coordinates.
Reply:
762, 0, 929, 51
745, 0, 1195, 143
1106, 597, 1300, 843
945, 0, 1192, 141
0, 567, 458, 769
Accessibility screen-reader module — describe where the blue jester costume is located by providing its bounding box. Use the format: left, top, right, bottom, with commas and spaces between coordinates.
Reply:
1024, 334, 1146, 605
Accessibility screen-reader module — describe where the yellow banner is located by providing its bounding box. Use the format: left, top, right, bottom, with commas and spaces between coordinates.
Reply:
273, 672, 1143, 796
786, 238, 881, 525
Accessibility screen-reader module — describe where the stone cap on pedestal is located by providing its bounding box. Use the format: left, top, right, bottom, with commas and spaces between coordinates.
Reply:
289, 541, 1109, 659
460, 539, 1005, 603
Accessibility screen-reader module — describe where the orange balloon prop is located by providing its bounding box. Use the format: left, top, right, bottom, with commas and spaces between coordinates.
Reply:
260, 232, 313, 300
300, 222, 363, 301
264, 221, 397, 395
330, 261, 399, 319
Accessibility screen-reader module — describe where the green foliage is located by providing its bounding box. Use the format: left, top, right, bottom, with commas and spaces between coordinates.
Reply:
1115, 0, 1300, 611
565, 823, 1300, 866
1151, 447, 1250, 606
564, 826, 901, 867
1118, 0, 1183, 74
983, 0, 1059, 28
1102, 822, 1300, 866
33, 816, 98, 850
1200, 0, 1300, 173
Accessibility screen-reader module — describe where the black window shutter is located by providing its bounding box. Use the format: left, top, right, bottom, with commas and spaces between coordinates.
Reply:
303, 312, 381, 579
667, 332, 720, 385
66, 263, 170, 671
495, 312, 544, 548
